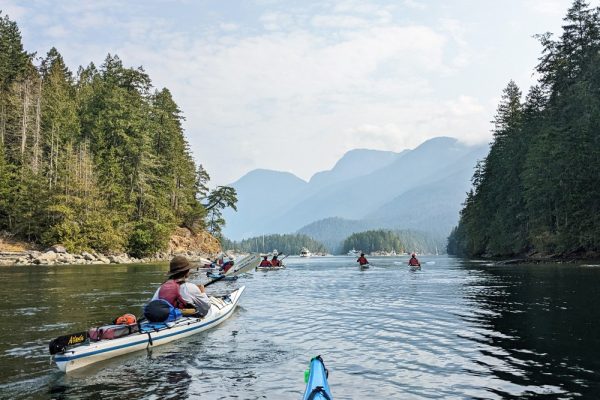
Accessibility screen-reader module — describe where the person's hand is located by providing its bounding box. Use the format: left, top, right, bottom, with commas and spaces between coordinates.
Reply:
197, 284, 205, 293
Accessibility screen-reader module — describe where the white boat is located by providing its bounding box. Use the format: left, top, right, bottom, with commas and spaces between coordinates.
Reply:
300, 247, 311, 257
51, 286, 245, 373
347, 249, 360, 257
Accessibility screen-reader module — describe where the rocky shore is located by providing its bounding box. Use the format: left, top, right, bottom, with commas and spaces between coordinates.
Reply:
0, 227, 221, 267
0, 246, 213, 266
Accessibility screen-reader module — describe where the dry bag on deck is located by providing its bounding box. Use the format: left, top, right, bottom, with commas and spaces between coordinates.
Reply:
88, 324, 139, 341
143, 299, 183, 323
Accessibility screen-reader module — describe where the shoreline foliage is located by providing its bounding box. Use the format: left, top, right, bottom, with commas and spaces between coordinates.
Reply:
0, 13, 235, 256
448, 0, 600, 258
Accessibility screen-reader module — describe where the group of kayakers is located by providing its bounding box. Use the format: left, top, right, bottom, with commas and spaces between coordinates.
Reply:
356, 252, 421, 267
149, 251, 422, 322
259, 254, 282, 267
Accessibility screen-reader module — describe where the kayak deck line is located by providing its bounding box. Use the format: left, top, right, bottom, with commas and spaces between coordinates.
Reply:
52, 286, 245, 372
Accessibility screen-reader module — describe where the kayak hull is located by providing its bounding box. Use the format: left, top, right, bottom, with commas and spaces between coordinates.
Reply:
206, 272, 239, 280
52, 286, 245, 373
256, 265, 286, 271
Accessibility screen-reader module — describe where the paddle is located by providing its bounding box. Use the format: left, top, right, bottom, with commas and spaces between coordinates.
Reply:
203, 253, 261, 287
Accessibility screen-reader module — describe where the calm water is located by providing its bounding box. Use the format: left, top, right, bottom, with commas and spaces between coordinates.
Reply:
0, 256, 599, 399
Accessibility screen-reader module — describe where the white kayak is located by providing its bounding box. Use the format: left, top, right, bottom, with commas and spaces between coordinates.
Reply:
359, 263, 370, 270
256, 264, 286, 271
52, 286, 245, 373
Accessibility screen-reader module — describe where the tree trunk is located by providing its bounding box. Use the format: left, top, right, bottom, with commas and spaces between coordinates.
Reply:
0, 102, 5, 145
32, 81, 41, 173
20, 80, 30, 159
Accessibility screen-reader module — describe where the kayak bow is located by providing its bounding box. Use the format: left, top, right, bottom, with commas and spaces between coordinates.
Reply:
303, 355, 333, 400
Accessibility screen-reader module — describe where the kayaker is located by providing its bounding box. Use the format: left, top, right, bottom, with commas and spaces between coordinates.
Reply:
151, 256, 211, 317
408, 253, 421, 267
357, 253, 369, 266
271, 255, 281, 267
221, 256, 235, 273
259, 255, 272, 267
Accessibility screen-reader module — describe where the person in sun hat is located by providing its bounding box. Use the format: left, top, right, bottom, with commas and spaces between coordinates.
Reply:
150, 255, 211, 317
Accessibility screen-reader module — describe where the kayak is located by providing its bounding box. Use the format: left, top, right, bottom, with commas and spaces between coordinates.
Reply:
359, 263, 370, 270
256, 265, 286, 271
50, 286, 245, 373
206, 272, 239, 280
303, 355, 333, 400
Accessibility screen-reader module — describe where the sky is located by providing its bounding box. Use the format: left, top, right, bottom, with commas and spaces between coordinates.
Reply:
0, 0, 579, 185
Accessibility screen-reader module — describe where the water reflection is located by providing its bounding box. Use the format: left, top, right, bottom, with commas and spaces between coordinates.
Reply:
459, 263, 600, 399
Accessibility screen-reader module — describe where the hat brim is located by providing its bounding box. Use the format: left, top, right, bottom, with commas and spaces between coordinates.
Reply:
166, 265, 193, 277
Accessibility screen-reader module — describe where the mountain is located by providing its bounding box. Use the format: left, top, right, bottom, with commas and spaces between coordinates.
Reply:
223, 149, 401, 239
222, 137, 489, 249
309, 149, 400, 188
222, 169, 307, 239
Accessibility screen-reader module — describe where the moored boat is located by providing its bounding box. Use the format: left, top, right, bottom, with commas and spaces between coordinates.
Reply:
300, 247, 311, 257
50, 286, 245, 373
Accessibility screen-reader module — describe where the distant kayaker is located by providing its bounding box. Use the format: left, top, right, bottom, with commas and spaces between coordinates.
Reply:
357, 253, 369, 266
408, 253, 421, 267
259, 255, 272, 267
220, 256, 235, 273
271, 255, 281, 267
150, 256, 211, 317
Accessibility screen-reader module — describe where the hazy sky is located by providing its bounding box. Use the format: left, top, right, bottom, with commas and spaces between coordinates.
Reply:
1, 0, 578, 185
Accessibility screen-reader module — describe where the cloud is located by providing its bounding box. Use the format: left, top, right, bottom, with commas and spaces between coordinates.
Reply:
9, 0, 499, 185
525, 0, 569, 16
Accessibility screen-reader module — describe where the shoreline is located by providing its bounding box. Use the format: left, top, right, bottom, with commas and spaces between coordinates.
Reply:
0, 249, 212, 267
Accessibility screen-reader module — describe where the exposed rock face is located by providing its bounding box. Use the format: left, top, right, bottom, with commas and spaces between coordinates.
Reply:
0, 228, 221, 266
169, 228, 221, 255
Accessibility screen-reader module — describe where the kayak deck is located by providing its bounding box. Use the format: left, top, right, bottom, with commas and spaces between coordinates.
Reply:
52, 286, 245, 373
303, 355, 333, 400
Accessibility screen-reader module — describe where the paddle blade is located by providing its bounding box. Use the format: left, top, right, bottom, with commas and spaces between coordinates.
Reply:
224, 253, 261, 276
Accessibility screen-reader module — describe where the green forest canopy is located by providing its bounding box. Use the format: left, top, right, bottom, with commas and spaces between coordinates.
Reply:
0, 12, 236, 256
448, 0, 600, 258
341, 229, 441, 255
221, 234, 328, 255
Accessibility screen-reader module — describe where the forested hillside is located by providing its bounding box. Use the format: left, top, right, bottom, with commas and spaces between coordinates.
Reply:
298, 217, 445, 254
341, 229, 442, 255
0, 13, 235, 256
221, 234, 328, 255
448, 0, 600, 258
